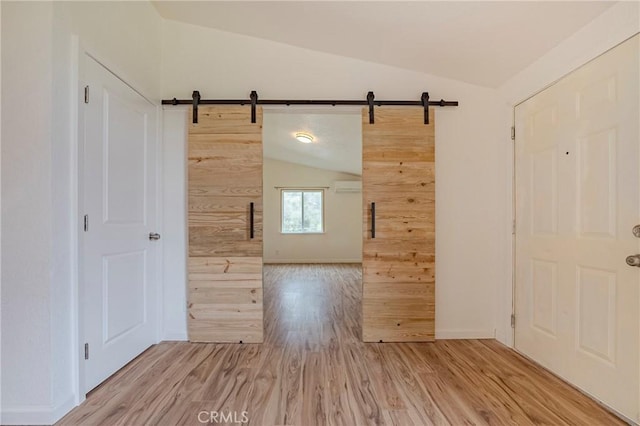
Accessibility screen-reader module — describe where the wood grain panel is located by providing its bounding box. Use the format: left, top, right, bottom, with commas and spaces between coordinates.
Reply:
188, 288, 261, 305
363, 263, 435, 283
189, 257, 263, 275
362, 107, 435, 342
187, 106, 264, 343
188, 196, 263, 213
189, 161, 261, 186
188, 211, 263, 228
187, 256, 263, 343
188, 108, 264, 135
189, 233, 263, 257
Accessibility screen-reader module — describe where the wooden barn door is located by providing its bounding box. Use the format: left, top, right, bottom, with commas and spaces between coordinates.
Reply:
362, 108, 435, 342
187, 106, 264, 343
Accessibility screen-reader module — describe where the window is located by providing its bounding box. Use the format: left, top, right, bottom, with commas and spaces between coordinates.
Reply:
281, 190, 324, 233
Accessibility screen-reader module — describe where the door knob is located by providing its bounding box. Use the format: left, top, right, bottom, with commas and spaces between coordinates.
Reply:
626, 255, 640, 267
149, 232, 161, 241
633, 225, 640, 238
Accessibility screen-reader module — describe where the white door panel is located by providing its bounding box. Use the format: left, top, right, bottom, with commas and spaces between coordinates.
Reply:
82, 55, 158, 392
515, 35, 639, 422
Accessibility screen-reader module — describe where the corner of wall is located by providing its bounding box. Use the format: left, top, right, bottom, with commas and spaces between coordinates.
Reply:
499, 1, 640, 104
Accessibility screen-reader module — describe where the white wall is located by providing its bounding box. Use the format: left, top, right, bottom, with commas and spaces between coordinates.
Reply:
494, 1, 640, 347
0, 0, 3, 413
161, 19, 507, 340
1, 2, 163, 424
263, 158, 362, 263
161, 107, 188, 341
1, 2, 55, 418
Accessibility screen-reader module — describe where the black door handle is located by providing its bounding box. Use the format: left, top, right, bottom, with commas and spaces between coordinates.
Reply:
250, 202, 255, 239
371, 202, 376, 239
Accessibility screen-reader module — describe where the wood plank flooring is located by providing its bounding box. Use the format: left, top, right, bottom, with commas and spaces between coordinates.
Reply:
58, 264, 623, 425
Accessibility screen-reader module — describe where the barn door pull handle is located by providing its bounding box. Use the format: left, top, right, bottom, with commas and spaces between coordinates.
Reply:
371, 202, 376, 239
250, 202, 255, 239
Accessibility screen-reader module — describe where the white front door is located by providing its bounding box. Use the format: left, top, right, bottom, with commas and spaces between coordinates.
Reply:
81, 55, 159, 392
515, 35, 639, 422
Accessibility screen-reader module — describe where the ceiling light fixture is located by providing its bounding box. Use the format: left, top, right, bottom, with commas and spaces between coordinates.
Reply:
295, 132, 314, 144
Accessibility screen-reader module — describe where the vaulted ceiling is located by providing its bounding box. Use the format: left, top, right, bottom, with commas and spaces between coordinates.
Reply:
155, 1, 614, 174
154, 1, 613, 88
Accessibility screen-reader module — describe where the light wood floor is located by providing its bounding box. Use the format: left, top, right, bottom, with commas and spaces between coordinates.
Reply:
58, 264, 623, 425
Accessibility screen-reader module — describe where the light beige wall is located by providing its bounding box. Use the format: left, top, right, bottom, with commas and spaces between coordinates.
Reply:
263, 158, 362, 263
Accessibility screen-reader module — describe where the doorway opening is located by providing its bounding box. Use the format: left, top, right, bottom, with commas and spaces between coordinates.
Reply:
262, 108, 364, 344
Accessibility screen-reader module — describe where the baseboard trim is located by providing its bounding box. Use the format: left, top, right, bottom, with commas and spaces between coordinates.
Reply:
1, 404, 53, 426
163, 330, 188, 341
495, 328, 514, 348
436, 329, 496, 340
264, 259, 362, 264
1, 394, 76, 425
51, 395, 77, 424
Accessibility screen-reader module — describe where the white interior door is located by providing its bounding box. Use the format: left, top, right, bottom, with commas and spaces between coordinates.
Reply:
515, 35, 639, 422
82, 55, 159, 392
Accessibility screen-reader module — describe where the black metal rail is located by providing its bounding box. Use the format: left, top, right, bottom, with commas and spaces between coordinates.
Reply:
162, 90, 459, 125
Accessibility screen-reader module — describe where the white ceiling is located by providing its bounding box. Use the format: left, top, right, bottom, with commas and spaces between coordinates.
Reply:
154, 1, 614, 88
263, 109, 362, 175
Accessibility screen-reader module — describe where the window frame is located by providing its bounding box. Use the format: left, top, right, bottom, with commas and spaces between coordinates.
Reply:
280, 188, 325, 234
